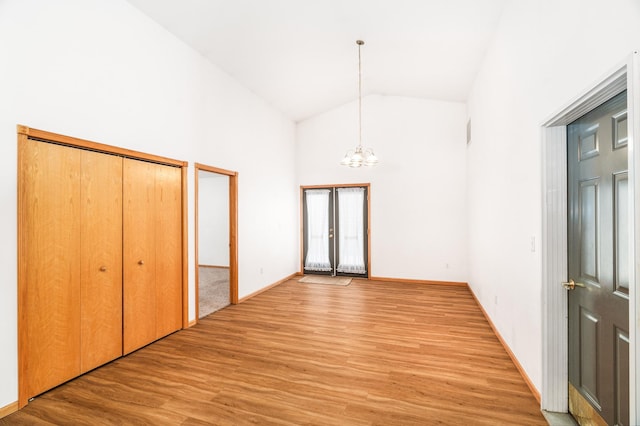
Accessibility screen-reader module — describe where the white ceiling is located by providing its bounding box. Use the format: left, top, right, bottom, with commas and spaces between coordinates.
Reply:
126, 0, 506, 122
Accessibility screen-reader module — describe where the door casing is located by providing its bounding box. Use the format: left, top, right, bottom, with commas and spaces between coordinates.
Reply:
194, 163, 239, 319
541, 51, 640, 422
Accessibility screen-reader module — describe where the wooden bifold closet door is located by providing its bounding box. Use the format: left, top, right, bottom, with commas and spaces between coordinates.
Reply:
19, 140, 123, 402
79, 150, 124, 372
19, 133, 184, 407
123, 158, 182, 354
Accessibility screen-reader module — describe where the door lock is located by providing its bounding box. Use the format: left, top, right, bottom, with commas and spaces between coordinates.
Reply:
562, 279, 586, 290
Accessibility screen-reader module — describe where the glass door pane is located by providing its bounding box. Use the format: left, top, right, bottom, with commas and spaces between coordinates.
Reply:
336, 187, 366, 275
303, 189, 332, 273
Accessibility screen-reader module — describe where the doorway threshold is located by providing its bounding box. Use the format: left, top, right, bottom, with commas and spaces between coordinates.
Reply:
542, 410, 578, 426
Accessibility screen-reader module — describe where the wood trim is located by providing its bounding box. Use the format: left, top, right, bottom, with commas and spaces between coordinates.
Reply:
468, 286, 541, 404
199, 265, 230, 269
301, 182, 370, 189
194, 167, 200, 322
194, 162, 236, 177
181, 165, 189, 329
187, 319, 197, 328
18, 126, 187, 167
299, 186, 305, 273
229, 173, 239, 305
238, 273, 298, 304
369, 276, 468, 287
366, 186, 371, 278
17, 131, 28, 408
0, 401, 18, 419
193, 164, 239, 317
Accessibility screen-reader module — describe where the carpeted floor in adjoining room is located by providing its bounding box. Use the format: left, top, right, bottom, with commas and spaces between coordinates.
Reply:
199, 266, 230, 318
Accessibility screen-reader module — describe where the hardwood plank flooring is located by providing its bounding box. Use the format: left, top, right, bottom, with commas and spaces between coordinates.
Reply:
1, 278, 546, 425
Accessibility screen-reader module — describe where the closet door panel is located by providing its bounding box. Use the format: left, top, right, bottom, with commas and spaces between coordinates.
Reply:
155, 165, 183, 337
19, 139, 82, 400
80, 150, 123, 371
123, 158, 157, 354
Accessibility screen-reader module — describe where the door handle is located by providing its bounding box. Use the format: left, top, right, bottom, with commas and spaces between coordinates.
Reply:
562, 279, 586, 290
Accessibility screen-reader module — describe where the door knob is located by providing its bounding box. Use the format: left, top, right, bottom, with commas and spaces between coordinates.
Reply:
329, 234, 334, 238
138, 260, 144, 265
99, 266, 107, 272
562, 279, 586, 290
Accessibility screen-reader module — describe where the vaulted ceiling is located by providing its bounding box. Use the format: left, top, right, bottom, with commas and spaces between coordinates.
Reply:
126, 0, 506, 121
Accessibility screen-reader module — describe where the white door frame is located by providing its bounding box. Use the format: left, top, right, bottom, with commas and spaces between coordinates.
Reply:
541, 51, 640, 422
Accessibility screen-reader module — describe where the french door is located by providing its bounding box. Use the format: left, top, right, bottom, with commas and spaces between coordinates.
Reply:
302, 185, 369, 278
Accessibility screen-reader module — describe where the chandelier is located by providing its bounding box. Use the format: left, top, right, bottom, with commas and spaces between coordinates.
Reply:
340, 40, 378, 168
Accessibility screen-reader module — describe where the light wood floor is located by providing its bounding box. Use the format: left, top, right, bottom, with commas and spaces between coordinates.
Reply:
1, 278, 545, 425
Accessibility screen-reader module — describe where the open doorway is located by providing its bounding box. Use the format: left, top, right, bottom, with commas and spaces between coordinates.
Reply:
195, 163, 238, 320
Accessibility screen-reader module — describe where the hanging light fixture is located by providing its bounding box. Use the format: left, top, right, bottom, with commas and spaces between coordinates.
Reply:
341, 40, 378, 168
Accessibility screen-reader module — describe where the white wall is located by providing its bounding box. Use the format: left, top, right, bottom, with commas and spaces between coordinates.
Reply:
297, 95, 468, 282
198, 172, 230, 266
467, 0, 640, 393
0, 0, 297, 408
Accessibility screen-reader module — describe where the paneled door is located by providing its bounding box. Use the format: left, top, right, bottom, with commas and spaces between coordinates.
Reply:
302, 185, 369, 278
567, 91, 628, 425
123, 158, 182, 354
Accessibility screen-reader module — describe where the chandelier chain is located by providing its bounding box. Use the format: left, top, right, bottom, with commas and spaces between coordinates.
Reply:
358, 40, 362, 149
340, 39, 378, 168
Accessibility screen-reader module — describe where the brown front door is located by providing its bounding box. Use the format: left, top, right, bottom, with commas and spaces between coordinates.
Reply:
567, 90, 629, 425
